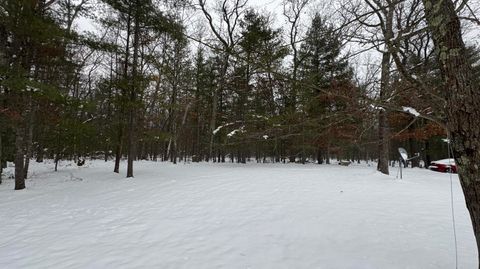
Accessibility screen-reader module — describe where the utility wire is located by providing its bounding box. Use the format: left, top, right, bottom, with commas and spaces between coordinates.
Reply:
447, 136, 459, 269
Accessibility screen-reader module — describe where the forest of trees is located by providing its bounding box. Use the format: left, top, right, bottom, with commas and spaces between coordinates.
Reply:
1, 0, 480, 259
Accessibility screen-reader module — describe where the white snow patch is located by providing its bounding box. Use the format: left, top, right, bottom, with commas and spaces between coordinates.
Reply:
0, 161, 477, 268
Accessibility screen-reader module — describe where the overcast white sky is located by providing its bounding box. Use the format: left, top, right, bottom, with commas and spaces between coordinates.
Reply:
76, 0, 479, 82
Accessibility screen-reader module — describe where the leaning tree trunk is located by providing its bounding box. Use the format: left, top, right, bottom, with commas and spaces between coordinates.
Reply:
422, 0, 480, 264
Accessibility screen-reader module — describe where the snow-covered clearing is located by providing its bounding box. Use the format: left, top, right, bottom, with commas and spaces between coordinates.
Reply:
0, 161, 477, 268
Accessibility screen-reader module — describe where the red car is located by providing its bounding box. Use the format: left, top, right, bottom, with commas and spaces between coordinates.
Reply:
429, 158, 457, 173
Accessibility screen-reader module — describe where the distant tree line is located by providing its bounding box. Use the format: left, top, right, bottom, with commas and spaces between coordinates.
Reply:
1, 0, 478, 187
3, 0, 480, 263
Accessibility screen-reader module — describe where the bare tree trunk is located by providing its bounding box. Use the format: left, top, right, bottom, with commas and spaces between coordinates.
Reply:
171, 131, 177, 164
175, 102, 191, 164
317, 147, 323, 164
209, 55, 228, 161
114, 8, 131, 174
114, 128, 123, 173
198, 1, 242, 162
0, 95, 3, 184
54, 155, 60, 172
283, 0, 308, 112
23, 96, 35, 179
421, 0, 480, 263
168, 66, 179, 164
377, 6, 393, 175
127, 1, 140, 178
14, 126, 26, 190
126, 101, 135, 178
377, 0, 394, 174
207, 94, 217, 163
326, 146, 330, 164
353, 0, 394, 174
377, 107, 389, 174
194, 108, 201, 162
0, 124, 2, 185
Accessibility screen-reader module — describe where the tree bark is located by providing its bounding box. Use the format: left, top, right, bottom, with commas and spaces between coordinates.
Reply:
376, 2, 394, 175
23, 95, 35, 179
0, 123, 2, 185
0, 94, 3, 184
114, 7, 132, 174
126, 1, 140, 178
209, 54, 228, 162
377, 108, 390, 174
114, 128, 123, 173
317, 148, 323, 164
422, 0, 480, 264
14, 126, 26, 190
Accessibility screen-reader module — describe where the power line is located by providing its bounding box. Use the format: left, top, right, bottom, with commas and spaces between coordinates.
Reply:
447, 136, 459, 269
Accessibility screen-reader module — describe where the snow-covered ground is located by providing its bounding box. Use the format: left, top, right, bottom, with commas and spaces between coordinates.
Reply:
0, 161, 477, 268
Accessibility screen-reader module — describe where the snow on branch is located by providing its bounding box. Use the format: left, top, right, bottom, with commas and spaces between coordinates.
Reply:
402, 106, 420, 117
227, 126, 246, 137
213, 121, 243, 135
213, 123, 234, 135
